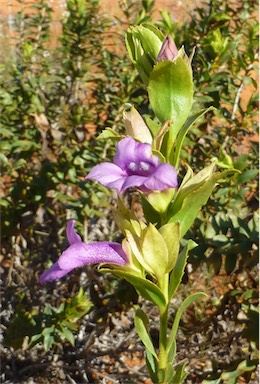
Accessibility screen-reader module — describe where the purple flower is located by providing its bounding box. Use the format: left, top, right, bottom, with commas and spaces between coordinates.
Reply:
157, 35, 178, 62
40, 220, 128, 283
85, 137, 178, 194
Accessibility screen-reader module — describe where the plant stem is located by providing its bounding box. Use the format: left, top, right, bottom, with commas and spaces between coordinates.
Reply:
158, 305, 169, 370
158, 274, 169, 382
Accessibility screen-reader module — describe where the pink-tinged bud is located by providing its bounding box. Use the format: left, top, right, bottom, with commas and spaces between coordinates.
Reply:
123, 106, 153, 145
157, 35, 178, 62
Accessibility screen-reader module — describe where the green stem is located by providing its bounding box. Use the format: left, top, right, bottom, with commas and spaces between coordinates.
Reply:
158, 305, 169, 370
158, 274, 169, 382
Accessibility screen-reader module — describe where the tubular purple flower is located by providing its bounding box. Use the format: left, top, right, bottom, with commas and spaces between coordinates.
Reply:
85, 137, 178, 194
40, 220, 128, 283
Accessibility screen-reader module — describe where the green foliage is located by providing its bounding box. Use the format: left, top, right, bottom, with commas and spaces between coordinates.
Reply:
231, 287, 259, 349
202, 359, 259, 384
1, 0, 258, 382
189, 210, 259, 274
156, 0, 258, 274
148, 56, 193, 152
0, 0, 104, 245
159, 0, 258, 120
0, 0, 145, 257
134, 308, 157, 359
4, 288, 92, 351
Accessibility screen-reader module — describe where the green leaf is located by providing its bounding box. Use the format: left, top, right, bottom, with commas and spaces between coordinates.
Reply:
43, 334, 54, 351
173, 106, 216, 168
168, 241, 191, 299
0, 152, 8, 165
159, 222, 180, 272
168, 167, 238, 237
42, 327, 55, 351
101, 268, 166, 310
144, 116, 160, 137
97, 128, 121, 140
29, 333, 43, 348
141, 223, 169, 279
221, 369, 240, 381
172, 361, 188, 384
237, 169, 259, 184
162, 363, 175, 383
146, 349, 158, 383
0, 127, 15, 137
12, 140, 39, 153
134, 309, 157, 359
148, 57, 193, 152
60, 327, 75, 346
237, 359, 257, 372
167, 292, 207, 364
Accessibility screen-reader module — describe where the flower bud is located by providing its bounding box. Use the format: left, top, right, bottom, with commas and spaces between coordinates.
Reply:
126, 224, 169, 280
157, 35, 178, 62
146, 188, 176, 213
123, 106, 153, 144
125, 24, 164, 85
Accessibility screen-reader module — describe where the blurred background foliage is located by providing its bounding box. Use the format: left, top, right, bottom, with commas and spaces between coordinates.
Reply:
1, 0, 258, 382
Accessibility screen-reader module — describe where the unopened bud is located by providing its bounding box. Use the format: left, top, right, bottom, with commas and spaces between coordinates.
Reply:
123, 106, 153, 144
157, 35, 178, 62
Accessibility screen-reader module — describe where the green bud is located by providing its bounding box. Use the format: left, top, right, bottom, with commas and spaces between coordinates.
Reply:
141, 223, 169, 280
126, 230, 156, 277
126, 23, 165, 85
113, 196, 147, 239
146, 188, 175, 213
159, 222, 180, 271
126, 223, 170, 281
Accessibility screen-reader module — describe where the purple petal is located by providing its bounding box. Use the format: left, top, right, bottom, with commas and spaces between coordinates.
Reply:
39, 262, 72, 283
58, 241, 128, 270
114, 138, 159, 170
86, 162, 127, 192
143, 163, 178, 191
40, 242, 128, 284
114, 137, 137, 169
133, 141, 159, 166
84, 137, 178, 194
120, 174, 149, 193
66, 220, 82, 245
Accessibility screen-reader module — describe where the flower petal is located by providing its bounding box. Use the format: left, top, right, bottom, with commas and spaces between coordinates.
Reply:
114, 137, 137, 169
143, 163, 178, 191
66, 220, 82, 245
133, 141, 159, 166
114, 138, 159, 170
39, 262, 72, 283
120, 174, 149, 193
85, 162, 127, 192
58, 241, 128, 270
